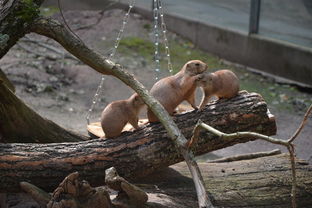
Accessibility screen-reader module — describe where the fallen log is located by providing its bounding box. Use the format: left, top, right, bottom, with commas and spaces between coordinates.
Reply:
0, 80, 87, 143
0, 91, 276, 192
139, 154, 312, 208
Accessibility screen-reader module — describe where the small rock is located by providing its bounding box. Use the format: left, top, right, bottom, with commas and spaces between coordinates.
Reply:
58, 93, 69, 102
68, 107, 74, 112
49, 76, 59, 82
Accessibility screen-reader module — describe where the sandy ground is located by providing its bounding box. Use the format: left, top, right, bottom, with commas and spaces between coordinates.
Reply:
1, 9, 311, 207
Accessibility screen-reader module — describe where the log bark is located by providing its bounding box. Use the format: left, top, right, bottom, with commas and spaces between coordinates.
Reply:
0, 92, 276, 192
142, 154, 312, 208
0, 80, 87, 143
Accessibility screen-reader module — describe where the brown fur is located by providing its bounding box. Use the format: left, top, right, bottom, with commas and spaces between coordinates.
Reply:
101, 93, 145, 138
147, 60, 208, 122
196, 69, 239, 110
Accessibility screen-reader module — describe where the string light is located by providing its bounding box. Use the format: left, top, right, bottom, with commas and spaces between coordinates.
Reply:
87, 0, 172, 124
86, 0, 136, 124
153, 0, 161, 80
158, 0, 173, 73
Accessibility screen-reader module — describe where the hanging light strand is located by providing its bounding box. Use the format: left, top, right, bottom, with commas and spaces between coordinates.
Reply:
109, 0, 135, 59
158, 0, 173, 74
86, 0, 136, 125
153, 0, 161, 80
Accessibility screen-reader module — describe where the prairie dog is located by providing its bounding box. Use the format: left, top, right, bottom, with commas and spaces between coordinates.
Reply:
147, 60, 208, 122
196, 69, 239, 110
101, 93, 145, 138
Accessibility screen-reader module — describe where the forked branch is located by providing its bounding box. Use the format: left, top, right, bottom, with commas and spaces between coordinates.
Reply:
191, 104, 312, 208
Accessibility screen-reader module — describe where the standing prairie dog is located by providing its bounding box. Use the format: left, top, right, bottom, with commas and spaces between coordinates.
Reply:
147, 60, 208, 122
196, 69, 239, 110
101, 93, 145, 138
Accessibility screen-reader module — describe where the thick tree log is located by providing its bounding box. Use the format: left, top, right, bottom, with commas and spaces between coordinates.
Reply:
0, 92, 276, 192
142, 154, 312, 208
0, 80, 87, 143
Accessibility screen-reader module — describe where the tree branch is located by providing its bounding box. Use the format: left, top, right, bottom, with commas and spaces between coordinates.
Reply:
0, 0, 44, 58
191, 104, 312, 208
288, 104, 312, 143
207, 149, 281, 163
30, 16, 213, 207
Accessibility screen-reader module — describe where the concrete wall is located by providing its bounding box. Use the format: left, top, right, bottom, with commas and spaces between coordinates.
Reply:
126, 5, 312, 88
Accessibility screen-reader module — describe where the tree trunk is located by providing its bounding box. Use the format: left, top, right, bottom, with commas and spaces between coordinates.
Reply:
0, 92, 276, 192
0, 68, 15, 92
143, 154, 312, 208
0, 80, 87, 143
0, 0, 44, 58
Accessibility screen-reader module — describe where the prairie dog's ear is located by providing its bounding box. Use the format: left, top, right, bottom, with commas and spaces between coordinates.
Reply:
134, 94, 144, 105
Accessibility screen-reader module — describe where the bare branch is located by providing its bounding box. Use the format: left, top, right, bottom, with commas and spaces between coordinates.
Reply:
192, 107, 312, 208
287, 144, 297, 208
20, 182, 50, 207
193, 121, 288, 147
288, 104, 312, 143
30, 16, 213, 208
208, 149, 281, 163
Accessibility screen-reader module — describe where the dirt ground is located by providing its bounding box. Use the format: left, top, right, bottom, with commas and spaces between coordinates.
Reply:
1, 9, 312, 207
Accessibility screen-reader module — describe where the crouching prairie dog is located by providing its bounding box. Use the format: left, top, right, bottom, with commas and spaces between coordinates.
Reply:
101, 93, 145, 138
196, 69, 239, 110
147, 60, 208, 122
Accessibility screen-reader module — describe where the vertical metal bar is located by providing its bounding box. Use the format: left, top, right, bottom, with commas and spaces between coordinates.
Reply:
249, 0, 261, 34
